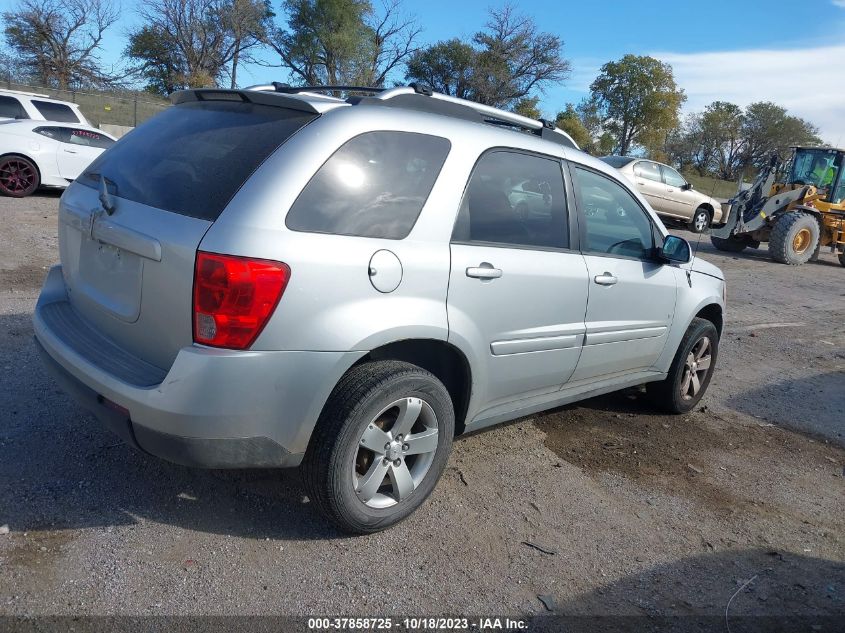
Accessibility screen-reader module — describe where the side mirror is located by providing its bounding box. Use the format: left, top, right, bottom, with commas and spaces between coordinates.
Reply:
660, 234, 691, 263
681, 182, 693, 191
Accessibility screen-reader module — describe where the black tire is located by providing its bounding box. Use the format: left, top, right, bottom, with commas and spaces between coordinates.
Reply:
302, 360, 454, 534
647, 317, 719, 414
839, 251, 845, 267
0, 154, 40, 198
710, 235, 747, 252
689, 207, 711, 233
769, 211, 820, 265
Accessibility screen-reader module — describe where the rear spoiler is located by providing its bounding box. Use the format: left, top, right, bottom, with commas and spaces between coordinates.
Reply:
170, 88, 333, 115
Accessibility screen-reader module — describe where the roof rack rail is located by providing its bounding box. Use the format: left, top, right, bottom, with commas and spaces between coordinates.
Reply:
243, 82, 579, 149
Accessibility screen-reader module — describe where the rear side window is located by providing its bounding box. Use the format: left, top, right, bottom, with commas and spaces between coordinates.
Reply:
31, 100, 80, 122
0, 95, 27, 119
633, 161, 662, 182
285, 131, 451, 239
79, 101, 317, 221
67, 128, 114, 149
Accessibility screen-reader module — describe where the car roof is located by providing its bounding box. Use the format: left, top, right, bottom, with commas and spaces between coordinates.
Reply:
0, 88, 81, 106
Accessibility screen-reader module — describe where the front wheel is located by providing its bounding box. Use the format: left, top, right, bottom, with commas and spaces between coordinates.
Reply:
689, 207, 711, 233
769, 211, 820, 265
302, 361, 454, 534
647, 318, 719, 414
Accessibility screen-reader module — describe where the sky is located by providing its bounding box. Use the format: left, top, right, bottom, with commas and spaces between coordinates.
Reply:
2, 0, 844, 144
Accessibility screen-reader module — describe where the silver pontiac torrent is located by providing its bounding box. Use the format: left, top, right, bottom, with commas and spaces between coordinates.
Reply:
34, 83, 726, 533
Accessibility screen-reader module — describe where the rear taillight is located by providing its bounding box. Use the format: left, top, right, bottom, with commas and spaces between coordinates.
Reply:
192, 251, 290, 350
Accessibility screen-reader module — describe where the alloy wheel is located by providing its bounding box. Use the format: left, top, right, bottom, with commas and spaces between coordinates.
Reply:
0, 159, 36, 196
680, 336, 712, 400
694, 211, 708, 232
352, 397, 439, 509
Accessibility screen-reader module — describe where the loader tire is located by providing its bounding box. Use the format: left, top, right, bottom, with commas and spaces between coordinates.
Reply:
710, 235, 747, 253
839, 251, 845, 267
769, 211, 820, 265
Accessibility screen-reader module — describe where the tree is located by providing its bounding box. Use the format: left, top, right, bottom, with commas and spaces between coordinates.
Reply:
512, 96, 540, 119
405, 5, 570, 110
698, 101, 745, 180
585, 54, 685, 156
127, 0, 257, 95
554, 104, 592, 152
222, 0, 274, 88
741, 102, 820, 171
268, 0, 420, 87
2, 0, 119, 88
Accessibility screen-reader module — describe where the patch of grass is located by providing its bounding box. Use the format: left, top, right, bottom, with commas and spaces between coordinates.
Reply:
682, 172, 744, 200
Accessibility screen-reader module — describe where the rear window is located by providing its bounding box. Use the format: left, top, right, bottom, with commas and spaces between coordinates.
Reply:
285, 131, 451, 239
79, 101, 317, 221
600, 156, 635, 168
0, 95, 27, 119
31, 100, 81, 122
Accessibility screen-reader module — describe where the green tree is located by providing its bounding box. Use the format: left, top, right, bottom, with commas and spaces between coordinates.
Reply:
585, 54, 685, 156
699, 101, 745, 180
513, 96, 540, 119
741, 101, 821, 171
2, 0, 120, 89
268, 0, 419, 87
223, 0, 274, 88
405, 5, 570, 109
554, 104, 592, 152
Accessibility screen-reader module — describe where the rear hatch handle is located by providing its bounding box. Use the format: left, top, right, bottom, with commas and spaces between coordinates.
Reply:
91, 215, 162, 262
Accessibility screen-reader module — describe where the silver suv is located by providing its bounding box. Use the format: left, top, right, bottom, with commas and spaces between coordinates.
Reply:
34, 83, 726, 533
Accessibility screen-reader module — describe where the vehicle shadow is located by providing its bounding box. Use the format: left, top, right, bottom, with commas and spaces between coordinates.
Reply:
526, 548, 845, 632
0, 312, 338, 541
724, 371, 845, 446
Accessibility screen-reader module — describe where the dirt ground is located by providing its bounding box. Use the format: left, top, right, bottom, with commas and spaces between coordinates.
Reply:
0, 192, 843, 627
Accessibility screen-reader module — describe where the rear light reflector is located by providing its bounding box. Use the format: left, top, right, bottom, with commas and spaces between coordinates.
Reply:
192, 251, 290, 350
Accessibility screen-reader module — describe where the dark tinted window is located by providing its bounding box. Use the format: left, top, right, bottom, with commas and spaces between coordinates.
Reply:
286, 131, 450, 239
31, 100, 80, 122
573, 167, 654, 259
67, 128, 114, 149
600, 156, 634, 168
452, 151, 568, 249
79, 101, 316, 221
0, 96, 27, 119
34, 126, 66, 141
633, 161, 662, 182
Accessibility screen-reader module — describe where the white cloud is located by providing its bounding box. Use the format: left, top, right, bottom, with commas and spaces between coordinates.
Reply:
653, 45, 845, 146
833, 0, 845, 8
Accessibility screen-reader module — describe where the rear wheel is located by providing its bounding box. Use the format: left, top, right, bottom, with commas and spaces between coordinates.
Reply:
710, 235, 748, 252
647, 318, 719, 414
0, 155, 39, 197
689, 207, 711, 233
302, 361, 454, 534
839, 251, 845, 267
769, 211, 820, 265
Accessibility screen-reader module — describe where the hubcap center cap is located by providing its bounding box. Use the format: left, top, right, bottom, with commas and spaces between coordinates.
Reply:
385, 442, 403, 461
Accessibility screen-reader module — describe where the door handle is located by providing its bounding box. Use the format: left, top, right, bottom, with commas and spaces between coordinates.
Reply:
466, 263, 502, 280
594, 272, 617, 286
63, 149, 78, 154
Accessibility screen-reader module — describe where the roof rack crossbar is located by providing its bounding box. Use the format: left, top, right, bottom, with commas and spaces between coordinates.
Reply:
245, 83, 387, 95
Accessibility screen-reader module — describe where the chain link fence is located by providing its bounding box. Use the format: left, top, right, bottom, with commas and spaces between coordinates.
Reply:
1, 79, 170, 128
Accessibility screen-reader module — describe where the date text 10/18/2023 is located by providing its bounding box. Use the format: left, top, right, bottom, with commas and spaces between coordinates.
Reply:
307, 617, 530, 630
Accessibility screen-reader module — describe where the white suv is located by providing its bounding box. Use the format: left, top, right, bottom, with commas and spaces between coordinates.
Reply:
0, 89, 90, 125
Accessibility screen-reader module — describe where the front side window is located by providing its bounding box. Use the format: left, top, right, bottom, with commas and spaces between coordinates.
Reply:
661, 165, 686, 187
573, 166, 655, 259
286, 131, 451, 239
452, 150, 569, 249
31, 100, 80, 123
633, 161, 662, 182
0, 95, 27, 119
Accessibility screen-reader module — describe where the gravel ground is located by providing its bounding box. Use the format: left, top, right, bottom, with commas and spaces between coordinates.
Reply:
0, 193, 843, 624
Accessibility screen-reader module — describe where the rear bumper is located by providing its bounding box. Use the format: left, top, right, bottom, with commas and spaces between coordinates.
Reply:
34, 265, 364, 468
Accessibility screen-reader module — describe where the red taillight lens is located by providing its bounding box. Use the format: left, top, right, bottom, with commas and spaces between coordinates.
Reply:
192, 251, 290, 350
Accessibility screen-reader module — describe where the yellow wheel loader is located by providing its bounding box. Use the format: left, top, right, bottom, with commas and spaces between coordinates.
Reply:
710, 147, 845, 266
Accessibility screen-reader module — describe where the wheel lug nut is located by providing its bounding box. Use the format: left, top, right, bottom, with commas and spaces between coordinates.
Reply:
382, 458, 389, 465
384, 443, 390, 450
397, 434, 403, 441
393, 459, 401, 467
402, 444, 409, 451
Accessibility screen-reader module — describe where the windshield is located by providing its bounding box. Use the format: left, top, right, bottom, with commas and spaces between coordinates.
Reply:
789, 149, 842, 190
